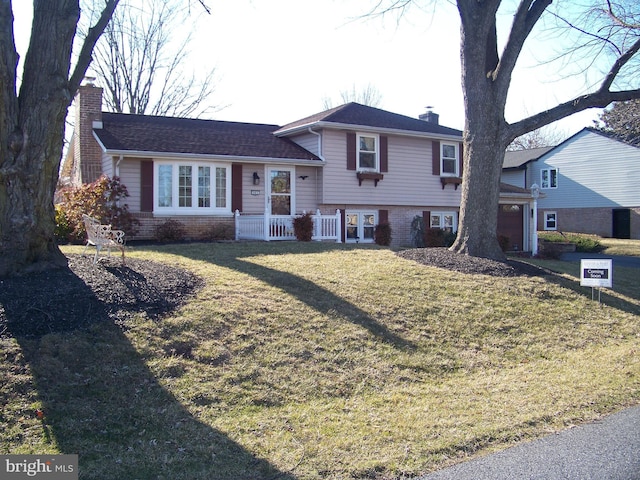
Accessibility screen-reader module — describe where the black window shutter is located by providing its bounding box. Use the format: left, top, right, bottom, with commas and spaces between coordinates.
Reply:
459, 142, 464, 177
346, 133, 356, 170
379, 209, 389, 225
423, 210, 431, 229
140, 160, 154, 212
432, 141, 440, 175
380, 136, 388, 172
231, 164, 243, 212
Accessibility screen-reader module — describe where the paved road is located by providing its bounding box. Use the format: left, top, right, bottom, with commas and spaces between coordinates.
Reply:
560, 252, 640, 269
419, 404, 640, 479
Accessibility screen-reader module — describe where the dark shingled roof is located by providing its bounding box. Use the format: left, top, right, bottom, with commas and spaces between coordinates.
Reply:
276, 103, 463, 137
95, 113, 321, 161
503, 146, 554, 169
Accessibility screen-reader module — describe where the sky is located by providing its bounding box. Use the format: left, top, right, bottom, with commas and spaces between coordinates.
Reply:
12, 0, 604, 139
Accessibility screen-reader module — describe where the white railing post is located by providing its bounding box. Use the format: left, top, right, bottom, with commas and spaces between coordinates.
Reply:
335, 209, 342, 243
235, 209, 240, 240
264, 209, 270, 241
314, 209, 321, 241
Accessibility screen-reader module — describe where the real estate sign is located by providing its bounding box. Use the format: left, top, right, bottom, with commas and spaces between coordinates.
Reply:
580, 259, 613, 288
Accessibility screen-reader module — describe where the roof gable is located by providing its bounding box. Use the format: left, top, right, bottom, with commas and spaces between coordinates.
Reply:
503, 146, 554, 169
538, 127, 640, 160
95, 113, 320, 161
275, 103, 462, 138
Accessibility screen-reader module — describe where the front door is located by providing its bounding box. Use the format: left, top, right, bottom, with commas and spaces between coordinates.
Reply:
497, 204, 524, 251
268, 168, 294, 215
345, 211, 377, 243
612, 208, 631, 239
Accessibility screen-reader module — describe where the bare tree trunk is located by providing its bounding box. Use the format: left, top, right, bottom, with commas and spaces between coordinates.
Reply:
0, 0, 118, 278
0, 1, 73, 276
450, 1, 511, 261
453, 127, 509, 261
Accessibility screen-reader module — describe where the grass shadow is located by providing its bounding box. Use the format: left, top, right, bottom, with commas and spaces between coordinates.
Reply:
516, 259, 640, 316
1, 264, 295, 480
150, 242, 416, 351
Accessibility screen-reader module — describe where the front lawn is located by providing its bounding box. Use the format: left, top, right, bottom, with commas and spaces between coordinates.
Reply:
2, 242, 639, 479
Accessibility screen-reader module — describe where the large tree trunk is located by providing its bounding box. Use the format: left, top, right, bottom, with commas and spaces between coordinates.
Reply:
0, 1, 79, 277
452, 125, 509, 261
450, 1, 511, 261
0, 0, 118, 278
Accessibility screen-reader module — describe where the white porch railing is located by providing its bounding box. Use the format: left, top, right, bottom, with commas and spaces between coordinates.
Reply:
235, 209, 342, 242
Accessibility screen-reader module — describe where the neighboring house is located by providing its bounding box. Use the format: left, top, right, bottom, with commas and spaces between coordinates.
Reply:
501, 146, 553, 189
62, 81, 537, 249
502, 128, 640, 239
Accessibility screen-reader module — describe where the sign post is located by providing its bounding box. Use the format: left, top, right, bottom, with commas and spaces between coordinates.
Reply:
580, 259, 613, 303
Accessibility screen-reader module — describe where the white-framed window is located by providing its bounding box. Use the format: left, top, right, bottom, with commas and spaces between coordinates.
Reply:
155, 161, 230, 214
441, 143, 458, 176
357, 133, 379, 172
430, 212, 457, 233
544, 211, 557, 230
346, 211, 377, 243
541, 168, 558, 189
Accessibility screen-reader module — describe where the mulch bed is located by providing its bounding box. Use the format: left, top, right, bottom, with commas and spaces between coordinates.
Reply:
397, 247, 546, 277
0, 254, 202, 338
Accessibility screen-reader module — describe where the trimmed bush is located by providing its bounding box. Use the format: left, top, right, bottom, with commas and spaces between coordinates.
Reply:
498, 235, 510, 252
425, 228, 456, 247
374, 223, 392, 246
538, 231, 603, 253
155, 219, 186, 243
206, 223, 235, 241
293, 212, 314, 241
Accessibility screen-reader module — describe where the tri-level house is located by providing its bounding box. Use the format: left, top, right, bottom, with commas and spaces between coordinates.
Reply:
502, 128, 640, 239
63, 81, 537, 248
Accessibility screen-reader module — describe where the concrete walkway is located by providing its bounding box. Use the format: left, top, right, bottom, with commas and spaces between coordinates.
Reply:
419, 405, 640, 479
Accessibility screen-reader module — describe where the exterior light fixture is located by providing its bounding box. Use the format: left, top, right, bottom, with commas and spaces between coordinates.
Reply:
253, 172, 260, 185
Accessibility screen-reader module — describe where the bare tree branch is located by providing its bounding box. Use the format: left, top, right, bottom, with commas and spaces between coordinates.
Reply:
91, 0, 220, 118
69, 0, 121, 95
495, 0, 551, 84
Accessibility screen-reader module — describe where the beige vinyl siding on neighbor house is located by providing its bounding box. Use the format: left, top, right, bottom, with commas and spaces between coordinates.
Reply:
320, 129, 462, 207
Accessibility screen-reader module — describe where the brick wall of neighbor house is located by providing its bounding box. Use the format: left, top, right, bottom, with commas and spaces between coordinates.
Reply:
73, 83, 104, 184
132, 213, 236, 241
538, 207, 640, 239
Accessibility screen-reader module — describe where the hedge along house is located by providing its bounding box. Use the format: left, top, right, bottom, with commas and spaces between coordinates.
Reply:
62, 81, 538, 249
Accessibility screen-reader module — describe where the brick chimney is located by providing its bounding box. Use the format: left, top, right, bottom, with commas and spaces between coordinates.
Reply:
419, 107, 439, 125
69, 78, 104, 184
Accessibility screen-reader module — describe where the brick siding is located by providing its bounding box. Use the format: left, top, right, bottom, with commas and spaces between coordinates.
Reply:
539, 206, 640, 239
132, 213, 235, 241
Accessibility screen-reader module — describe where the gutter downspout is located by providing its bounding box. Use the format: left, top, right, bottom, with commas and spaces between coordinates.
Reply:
308, 128, 324, 207
115, 155, 123, 209
115, 155, 123, 177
